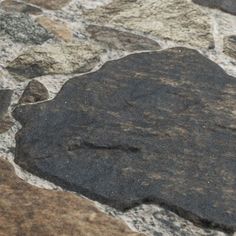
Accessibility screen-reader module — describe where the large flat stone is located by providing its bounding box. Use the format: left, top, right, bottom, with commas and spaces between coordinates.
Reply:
192, 0, 236, 15
0, 158, 142, 236
0, 89, 13, 133
84, 0, 214, 49
13, 48, 236, 233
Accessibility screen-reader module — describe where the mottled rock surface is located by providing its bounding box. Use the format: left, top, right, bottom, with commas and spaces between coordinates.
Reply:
7, 43, 103, 79
224, 35, 236, 59
0, 12, 52, 44
13, 48, 236, 233
86, 25, 160, 52
192, 0, 236, 15
0, 158, 142, 236
36, 16, 73, 42
18, 80, 49, 104
84, 0, 214, 49
25, 0, 72, 10
0, 90, 13, 134
0, 0, 43, 15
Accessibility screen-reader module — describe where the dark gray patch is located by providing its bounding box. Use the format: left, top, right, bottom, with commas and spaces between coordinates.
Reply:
13, 48, 236, 233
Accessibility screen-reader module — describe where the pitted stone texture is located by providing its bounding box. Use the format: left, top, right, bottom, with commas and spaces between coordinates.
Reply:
86, 25, 160, 52
0, 0, 42, 15
14, 48, 236, 233
0, 158, 142, 236
7, 42, 103, 79
0, 90, 13, 134
192, 0, 236, 15
0, 12, 53, 44
18, 80, 49, 104
84, 0, 214, 49
224, 35, 236, 59
25, 0, 71, 10
36, 16, 73, 42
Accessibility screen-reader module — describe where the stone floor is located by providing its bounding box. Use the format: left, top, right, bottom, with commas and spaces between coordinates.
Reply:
0, 0, 236, 236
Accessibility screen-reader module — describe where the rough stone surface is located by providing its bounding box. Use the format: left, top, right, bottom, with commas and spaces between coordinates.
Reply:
0, 90, 13, 134
0, 0, 43, 15
0, 12, 53, 44
13, 48, 236, 233
6, 42, 103, 79
86, 24, 161, 52
84, 0, 214, 49
192, 0, 236, 15
36, 16, 73, 42
25, 0, 72, 10
0, 158, 142, 236
224, 35, 236, 59
18, 80, 49, 104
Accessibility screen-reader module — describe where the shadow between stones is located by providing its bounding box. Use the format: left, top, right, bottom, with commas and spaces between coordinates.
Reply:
13, 47, 236, 234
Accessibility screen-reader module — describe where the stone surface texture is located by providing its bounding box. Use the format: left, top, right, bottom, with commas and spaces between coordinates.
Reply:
86, 24, 160, 52
18, 80, 49, 104
0, 0, 43, 14
0, 90, 13, 134
25, 0, 71, 9
192, 0, 236, 15
0, 11, 53, 44
13, 48, 236, 233
224, 35, 236, 59
84, 0, 214, 49
0, 158, 142, 236
7, 43, 103, 79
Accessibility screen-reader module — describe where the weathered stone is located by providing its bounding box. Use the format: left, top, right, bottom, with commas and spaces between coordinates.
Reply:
13, 48, 236, 233
0, 12, 53, 44
0, 158, 142, 236
0, 89, 13, 134
6, 42, 103, 79
36, 16, 73, 42
86, 24, 160, 52
0, 0, 42, 15
84, 0, 214, 49
19, 80, 49, 104
224, 35, 236, 59
25, 0, 71, 10
192, 0, 236, 15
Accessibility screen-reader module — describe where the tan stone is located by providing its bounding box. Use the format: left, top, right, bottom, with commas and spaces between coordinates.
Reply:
36, 16, 73, 42
6, 42, 103, 79
84, 0, 214, 49
0, 158, 142, 236
25, 0, 71, 10
224, 35, 236, 60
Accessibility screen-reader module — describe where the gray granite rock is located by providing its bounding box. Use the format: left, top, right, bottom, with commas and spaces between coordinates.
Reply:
19, 80, 49, 104
13, 48, 236, 233
192, 0, 236, 15
0, 11, 53, 44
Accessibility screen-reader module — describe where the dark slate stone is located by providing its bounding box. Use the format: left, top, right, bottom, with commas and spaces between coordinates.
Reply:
0, 11, 53, 44
18, 80, 49, 104
0, 89, 13, 133
192, 0, 236, 15
13, 48, 236, 233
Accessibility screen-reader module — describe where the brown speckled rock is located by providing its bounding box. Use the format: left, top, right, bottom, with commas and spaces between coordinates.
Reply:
224, 35, 236, 59
18, 80, 49, 104
25, 0, 71, 10
6, 42, 103, 79
0, 90, 13, 134
84, 0, 214, 49
0, 158, 142, 236
86, 24, 160, 52
0, 0, 43, 15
